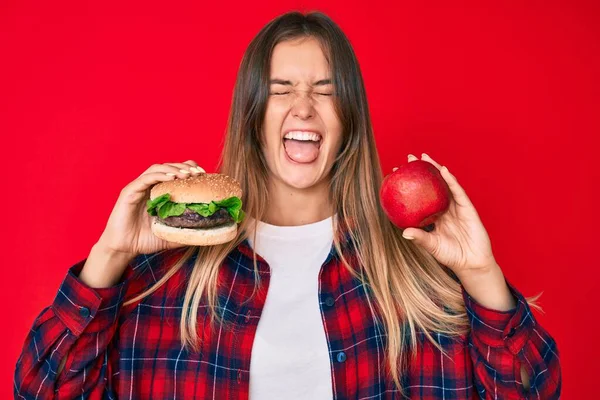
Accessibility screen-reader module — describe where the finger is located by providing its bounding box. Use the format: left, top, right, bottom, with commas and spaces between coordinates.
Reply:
183, 159, 199, 167
143, 164, 194, 180
420, 154, 471, 206
161, 236, 188, 250
401, 227, 438, 254
439, 166, 473, 208
124, 172, 177, 196
164, 162, 203, 176
421, 153, 442, 171
394, 154, 420, 172
182, 160, 205, 173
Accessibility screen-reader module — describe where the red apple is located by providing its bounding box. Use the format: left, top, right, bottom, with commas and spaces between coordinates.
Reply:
379, 160, 451, 230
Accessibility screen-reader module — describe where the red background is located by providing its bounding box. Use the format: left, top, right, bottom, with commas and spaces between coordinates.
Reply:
2, 1, 598, 398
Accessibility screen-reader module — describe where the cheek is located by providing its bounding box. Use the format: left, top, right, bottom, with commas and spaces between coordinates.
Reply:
263, 104, 286, 150
321, 107, 343, 146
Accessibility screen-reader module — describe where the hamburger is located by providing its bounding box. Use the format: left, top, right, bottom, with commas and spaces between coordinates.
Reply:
146, 173, 245, 246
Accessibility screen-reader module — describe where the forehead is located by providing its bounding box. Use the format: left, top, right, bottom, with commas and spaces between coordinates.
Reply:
270, 37, 330, 81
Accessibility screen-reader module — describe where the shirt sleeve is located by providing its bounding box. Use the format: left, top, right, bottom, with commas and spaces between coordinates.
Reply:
463, 281, 561, 399
14, 257, 142, 399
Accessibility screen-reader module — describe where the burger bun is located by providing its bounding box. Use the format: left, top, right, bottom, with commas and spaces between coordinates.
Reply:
151, 218, 238, 246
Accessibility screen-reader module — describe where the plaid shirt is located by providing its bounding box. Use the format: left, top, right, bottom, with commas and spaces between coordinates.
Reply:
15, 227, 561, 399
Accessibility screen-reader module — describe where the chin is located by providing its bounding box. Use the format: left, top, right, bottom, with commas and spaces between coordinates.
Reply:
270, 150, 330, 189
280, 172, 320, 189
274, 162, 325, 189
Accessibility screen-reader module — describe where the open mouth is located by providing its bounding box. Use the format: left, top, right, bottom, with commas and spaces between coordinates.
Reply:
282, 131, 322, 163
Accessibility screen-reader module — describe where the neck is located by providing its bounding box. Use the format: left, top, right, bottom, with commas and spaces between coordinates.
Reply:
262, 177, 334, 226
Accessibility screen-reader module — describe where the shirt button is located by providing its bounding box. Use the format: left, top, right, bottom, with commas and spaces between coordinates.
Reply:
336, 351, 347, 363
79, 307, 90, 318
244, 311, 251, 323
325, 296, 335, 307
237, 370, 242, 383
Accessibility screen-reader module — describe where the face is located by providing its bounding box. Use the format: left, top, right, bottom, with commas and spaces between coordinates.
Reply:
262, 37, 344, 190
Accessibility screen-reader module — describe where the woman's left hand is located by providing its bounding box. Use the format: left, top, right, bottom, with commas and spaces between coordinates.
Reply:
397, 153, 515, 311
398, 153, 498, 279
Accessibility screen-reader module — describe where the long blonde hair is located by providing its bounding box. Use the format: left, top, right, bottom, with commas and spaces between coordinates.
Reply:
124, 11, 519, 391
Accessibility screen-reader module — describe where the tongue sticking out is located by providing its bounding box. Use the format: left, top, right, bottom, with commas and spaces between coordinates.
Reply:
283, 139, 320, 163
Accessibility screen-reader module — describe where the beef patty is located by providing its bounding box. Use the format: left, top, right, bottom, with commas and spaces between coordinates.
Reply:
157, 207, 234, 229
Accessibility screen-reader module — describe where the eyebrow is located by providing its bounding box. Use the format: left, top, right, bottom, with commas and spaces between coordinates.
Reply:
269, 78, 332, 86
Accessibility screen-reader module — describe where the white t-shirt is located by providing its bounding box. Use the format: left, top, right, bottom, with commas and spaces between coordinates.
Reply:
246, 215, 335, 400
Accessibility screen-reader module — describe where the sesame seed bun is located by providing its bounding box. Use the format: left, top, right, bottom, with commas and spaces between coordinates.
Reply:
151, 219, 238, 246
150, 173, 242, 204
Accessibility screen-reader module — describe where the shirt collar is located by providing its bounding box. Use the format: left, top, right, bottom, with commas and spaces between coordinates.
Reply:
234, 214, 356, 275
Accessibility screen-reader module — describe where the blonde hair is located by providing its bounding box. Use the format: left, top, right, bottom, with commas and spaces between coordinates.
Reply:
124, 11, 539, 392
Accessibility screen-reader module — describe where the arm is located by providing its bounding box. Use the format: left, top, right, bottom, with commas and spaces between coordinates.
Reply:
462, 278, 561, 399
14, 246, 141, 399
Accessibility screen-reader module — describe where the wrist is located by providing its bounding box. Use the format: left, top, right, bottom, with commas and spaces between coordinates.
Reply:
457, 264, 516, 311
78, 243, 135, 289
455, 262, 501, 285
91, 241, 136, 264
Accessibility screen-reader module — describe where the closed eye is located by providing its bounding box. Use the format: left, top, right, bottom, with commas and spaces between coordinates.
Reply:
269, 91, 332, 96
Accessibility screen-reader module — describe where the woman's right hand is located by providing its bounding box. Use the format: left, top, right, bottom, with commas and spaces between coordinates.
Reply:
95, 160, 205, 259
79, 160, 204, 289
62, 160, 203, 370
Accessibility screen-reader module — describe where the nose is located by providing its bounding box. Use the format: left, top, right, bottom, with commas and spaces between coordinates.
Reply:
290, 91, 314, 120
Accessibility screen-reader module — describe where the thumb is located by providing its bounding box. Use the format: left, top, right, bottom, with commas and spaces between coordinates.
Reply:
162, 238, 188, 251
402, 228, 436, 251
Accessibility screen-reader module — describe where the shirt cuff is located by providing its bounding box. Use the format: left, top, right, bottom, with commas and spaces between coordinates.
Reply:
462, 280, 536, 355
51, 259, 131, 336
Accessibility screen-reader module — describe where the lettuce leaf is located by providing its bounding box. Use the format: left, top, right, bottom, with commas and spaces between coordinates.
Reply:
213, 197, 244, 222
146, 193, 245, 223
186, 202, 217, 217
146, 193, 170, 216
157, 202, 186, 219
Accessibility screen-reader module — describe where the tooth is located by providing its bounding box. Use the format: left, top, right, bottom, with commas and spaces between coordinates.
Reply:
283, 131, 322, 141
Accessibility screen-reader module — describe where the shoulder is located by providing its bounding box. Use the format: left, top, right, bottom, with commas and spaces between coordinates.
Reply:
132, 247, 191, 275
121, 247, 198, 304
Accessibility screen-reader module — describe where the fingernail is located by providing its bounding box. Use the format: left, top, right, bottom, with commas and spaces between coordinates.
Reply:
422, 153, 429, 158
392, 167, 398, 172
402, 234, 414, 240
179, 169, 190, 174
166, 173, 176, 177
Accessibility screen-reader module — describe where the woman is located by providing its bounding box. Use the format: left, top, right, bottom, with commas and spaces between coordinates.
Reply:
14, 11, 560, 399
